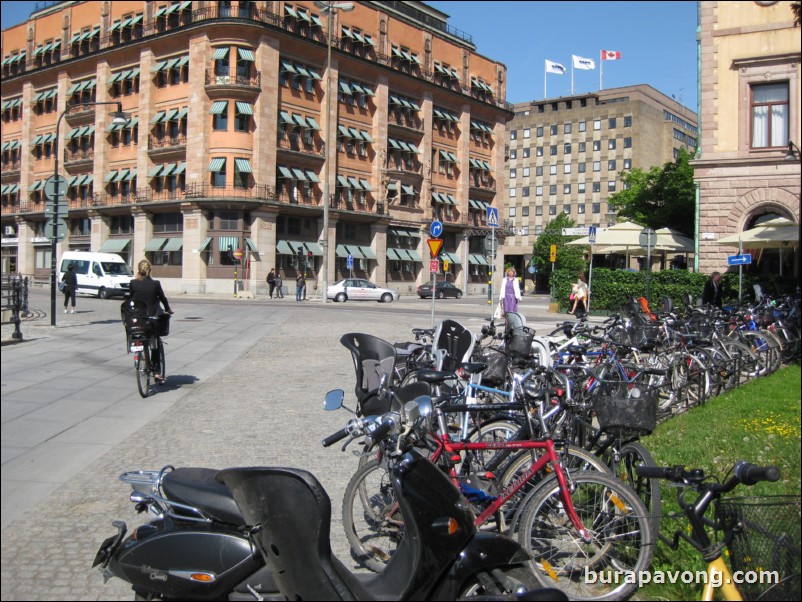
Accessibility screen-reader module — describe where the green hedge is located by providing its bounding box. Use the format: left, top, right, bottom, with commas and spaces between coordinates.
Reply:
549, 268, 786, 312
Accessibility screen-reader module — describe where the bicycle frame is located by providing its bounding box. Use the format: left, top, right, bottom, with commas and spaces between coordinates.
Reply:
429, 424, 590, 540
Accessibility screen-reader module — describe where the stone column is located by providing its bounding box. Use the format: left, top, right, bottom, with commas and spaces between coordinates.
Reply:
180, 204, 207, 294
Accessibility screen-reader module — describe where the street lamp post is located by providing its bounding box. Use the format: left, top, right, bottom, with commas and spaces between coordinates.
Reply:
314, 0, 353, 303
50, 102, 129, 326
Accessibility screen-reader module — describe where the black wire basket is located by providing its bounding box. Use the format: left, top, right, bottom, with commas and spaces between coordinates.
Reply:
478, 348, 508, 384
716, 495, 801, 601
592, 378, 659, 435
506, 326, 535, 358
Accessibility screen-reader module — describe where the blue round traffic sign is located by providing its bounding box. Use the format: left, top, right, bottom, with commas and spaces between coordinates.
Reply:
430, 220, 443, 238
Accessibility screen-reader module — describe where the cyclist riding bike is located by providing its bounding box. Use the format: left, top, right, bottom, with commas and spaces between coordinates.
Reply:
128, 259, 173, 382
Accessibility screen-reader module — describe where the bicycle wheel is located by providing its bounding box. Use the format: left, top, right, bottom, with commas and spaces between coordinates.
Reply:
155, 338, 166, 383
719, 339, 762, 384
456, 565, 541, 599
517, 471, 654, 601
135, 345, 151, 398
342, 458, 403, 573
609, 441, 662, 536
499, 445, 610, 536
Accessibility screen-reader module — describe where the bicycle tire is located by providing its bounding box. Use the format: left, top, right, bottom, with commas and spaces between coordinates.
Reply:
456, 565, 541, 599
136, 345, 151, 398
156, 338, 166, 384
613, 441, 662, 536
499, 445, 610, 536
342, 458, 403, 573
719, 339, 762, 384
738, 330, 782, 375
517, 471, 654, 601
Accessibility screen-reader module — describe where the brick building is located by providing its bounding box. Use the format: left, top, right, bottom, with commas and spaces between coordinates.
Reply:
1, 1, 512, 295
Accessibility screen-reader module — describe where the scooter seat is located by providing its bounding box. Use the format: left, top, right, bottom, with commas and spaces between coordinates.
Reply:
162, 467, 244, 525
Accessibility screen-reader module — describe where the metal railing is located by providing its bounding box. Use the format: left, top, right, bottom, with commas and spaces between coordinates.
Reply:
148, 134, 187, 150
0, 274, 29, 340
204, 69, 261, 89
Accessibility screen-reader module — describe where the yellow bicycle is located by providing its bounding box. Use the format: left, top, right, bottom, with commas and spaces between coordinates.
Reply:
639, 461, 800, 601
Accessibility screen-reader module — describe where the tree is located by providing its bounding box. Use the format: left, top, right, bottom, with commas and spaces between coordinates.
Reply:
607, 147, 696, 236
532, 213, 587, 274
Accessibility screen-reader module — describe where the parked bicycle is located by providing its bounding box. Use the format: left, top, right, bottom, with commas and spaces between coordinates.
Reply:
638, 460, 800, 601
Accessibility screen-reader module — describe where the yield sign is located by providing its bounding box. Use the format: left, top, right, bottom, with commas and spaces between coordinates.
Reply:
427, 238, 443, 258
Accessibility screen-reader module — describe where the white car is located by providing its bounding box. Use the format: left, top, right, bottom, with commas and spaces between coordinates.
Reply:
327, 278, 400, 303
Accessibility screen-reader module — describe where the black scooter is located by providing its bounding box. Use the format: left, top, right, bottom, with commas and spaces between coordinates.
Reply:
94, 392, 563, 600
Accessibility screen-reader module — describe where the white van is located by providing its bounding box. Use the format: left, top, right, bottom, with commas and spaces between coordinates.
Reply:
59, 251, 133, 299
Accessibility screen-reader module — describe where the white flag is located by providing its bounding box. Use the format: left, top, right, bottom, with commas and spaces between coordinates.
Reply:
572, 54, 595, 70
545, 60, 566, 75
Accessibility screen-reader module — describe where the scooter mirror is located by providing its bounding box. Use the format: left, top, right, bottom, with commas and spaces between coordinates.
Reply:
323, 389, 345, 411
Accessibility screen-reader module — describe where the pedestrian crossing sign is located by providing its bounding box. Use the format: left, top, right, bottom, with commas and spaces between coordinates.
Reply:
486, 206, 499, 228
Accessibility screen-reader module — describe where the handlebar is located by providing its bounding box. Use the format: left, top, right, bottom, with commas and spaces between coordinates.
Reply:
637, 460, 780, 490
321, 427, 351, 448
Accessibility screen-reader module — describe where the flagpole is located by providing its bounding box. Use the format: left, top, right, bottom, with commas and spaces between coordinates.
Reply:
599, 50, 603, 90
544, 63, 547, 98
571, 62, 574, 95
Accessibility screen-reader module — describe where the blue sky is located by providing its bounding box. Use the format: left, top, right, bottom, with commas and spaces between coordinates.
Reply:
2, 1, 698, 110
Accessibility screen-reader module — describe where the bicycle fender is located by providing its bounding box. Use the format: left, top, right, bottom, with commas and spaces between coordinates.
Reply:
426, 531, 531, 601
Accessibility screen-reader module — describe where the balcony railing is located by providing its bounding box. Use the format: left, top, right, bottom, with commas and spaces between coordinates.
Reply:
64, 148, 94, 163
205, 69, 261, 89
148, 134, 187, 151
329, 197, 387, 216
388, 114, 424, 133
276, 137, 325, 158
1, 160, 22, 173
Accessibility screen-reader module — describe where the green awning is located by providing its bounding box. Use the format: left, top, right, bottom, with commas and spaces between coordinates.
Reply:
209, 101, 228, 115
173, 162, 187, 175
208, 158, 226, 172
244, 238, 257, 252
218, 235, 238, 251
345, 245, 364, 259
335, 244, 349, 258
212, 48, 229, 60
277, 166, 293, 179
276, 240, 293, 255
358, 246, 376, 259
235, 101, 253, 115
304, 241, 323, 256
237, 48, 255, 61
305, 170, 320, 183
234, 158, 253, 173
99, 238, 131, 253
199, 236, 213, 251
407, 249, 422, 261
386, 248, 400, 260
144, 238, 167, 252
162, 237, 183, 252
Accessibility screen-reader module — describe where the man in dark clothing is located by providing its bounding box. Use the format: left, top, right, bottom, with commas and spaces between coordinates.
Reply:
701, 271, 723, 308
61, 263, 79, 313
267, 268, 276, 298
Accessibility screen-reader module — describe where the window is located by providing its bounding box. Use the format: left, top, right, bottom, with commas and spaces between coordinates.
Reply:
751, 82, 788, 148
536, 186, 543, 197
608, 160, 617, 171
549, 205, 556, 215
549, 165, 557, 176
577, 204, 585, 214
510, 168, 517, 179
536, 166, 543, 176
624, 116, 632, 127
592, 182, 601, 193
607, 181, 616, 192
549, 184, 557, 195
578, 182, 586, 193
550, 145, 558, 156
593, 119, 601, 131
623, 158, 632, 169
624, 137, 632, 149
522, 167, 530, 177
210, 157, 227, 187
523, 128, 530, 139
522, 206, 529, 216
509, 207, 516, 217
522, 148, 530, 158
234, 158, 251, 188
218, 210, 240, 230
578, 142, 586, 153
578, 121, 586, 132
535, 206, 543, 215
550, 125, 558, 135
153, 212, 183, 233
564, 143, 571, 154
536, 147, 543, 157
564, 123, 572, 134
509, 149, 517, 159
509, 188, 517, 198
592, 203, 600, 214
564, 164, 572, 174
593, 161, 601, 172
234, 102, 252, 132
563, 204, 571, 214
211, 101, 228, 130
608, 139, 617, 150
564, 184, 571, 194
522, 187, 530, 197
510, 130, 517, 140
609, 117, 617, 129
593, 141, 601, 151
536, 126, 544, 137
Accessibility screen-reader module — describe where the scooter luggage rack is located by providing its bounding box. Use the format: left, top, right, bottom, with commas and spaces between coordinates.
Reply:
119, 468, 213, 523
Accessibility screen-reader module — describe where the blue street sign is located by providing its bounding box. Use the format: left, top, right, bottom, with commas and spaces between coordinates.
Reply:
430, 220, 443, 238
346, 254, 354, 269
527, 266, 536, 274
589, 226, 597, 244
486, 206, 499, 228
727, 253, 752, 266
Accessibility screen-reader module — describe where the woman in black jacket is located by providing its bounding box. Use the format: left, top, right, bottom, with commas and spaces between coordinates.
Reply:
701, 271, 723, 308
61, 263, 78, 313
129, 259, 173, 381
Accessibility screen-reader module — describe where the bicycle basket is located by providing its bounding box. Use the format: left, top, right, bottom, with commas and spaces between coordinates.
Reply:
592, 379, 658, 434
156, 313, 171, 337
478, 348, 508, 384
506, 326, 535, 358
717, 495, 801, 602
629, 323, 663, 348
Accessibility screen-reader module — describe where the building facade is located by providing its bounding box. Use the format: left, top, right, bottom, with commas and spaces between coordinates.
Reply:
693, 1, 800, 277
505, 85, 698, 272
1, 0, 512, 295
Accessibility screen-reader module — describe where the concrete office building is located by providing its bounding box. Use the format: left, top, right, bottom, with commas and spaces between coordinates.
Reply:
1, 1, 511, 295
505, 85, 698, 272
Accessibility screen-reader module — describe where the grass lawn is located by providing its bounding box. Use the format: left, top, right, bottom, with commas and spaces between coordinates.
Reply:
636, 364, 801, 601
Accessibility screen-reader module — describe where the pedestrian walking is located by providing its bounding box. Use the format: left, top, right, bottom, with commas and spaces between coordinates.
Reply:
499, 267, 522, 315
61, 263, 78, 313
274, 273, 284, 298
296, 273, 306, 301
267, 268, 276, 298
701, 271, 723, 308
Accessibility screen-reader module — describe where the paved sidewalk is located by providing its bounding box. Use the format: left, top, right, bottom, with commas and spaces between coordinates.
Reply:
1, 290, 573, 600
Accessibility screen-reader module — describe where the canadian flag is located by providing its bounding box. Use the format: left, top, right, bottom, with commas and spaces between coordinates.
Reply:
601, 50, 621, 61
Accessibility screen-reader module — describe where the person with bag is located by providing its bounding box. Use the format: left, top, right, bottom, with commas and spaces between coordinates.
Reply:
266, 268, 277, 298
498, 267, 522, 316
295, 273, 305, 301
274, 273, 284, 298
128, 259, 173, 382
61, 263, 78, 314
568, 271, 588, 317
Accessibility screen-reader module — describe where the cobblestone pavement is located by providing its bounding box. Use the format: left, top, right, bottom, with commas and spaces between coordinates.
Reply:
1, 290, 569, 600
